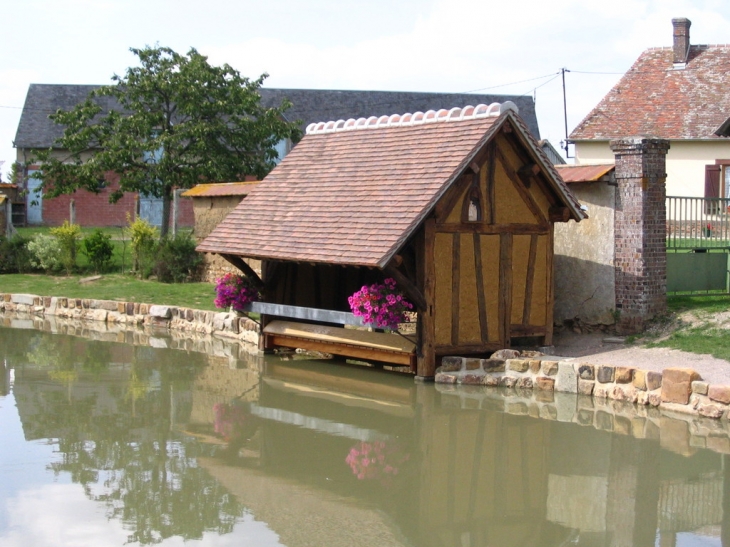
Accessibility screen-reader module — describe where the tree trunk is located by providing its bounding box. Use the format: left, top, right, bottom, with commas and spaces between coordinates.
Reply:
160, 188, 172, 238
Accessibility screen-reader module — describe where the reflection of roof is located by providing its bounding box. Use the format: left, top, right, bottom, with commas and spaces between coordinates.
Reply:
199, 458, 408, 547
571, 45, 730, 140
181, 181, 259, 198
198, 105, 584, 268
554, 164, 615, 183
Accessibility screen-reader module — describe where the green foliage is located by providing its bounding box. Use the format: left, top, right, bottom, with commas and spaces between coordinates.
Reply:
27, 234, 63, 273
50, 221, 81, 274
0, 234, 32, 273
153, 233, 203, 283
126, 216, 158, 278
31, 45, 302, 236
82, 229, 115, 273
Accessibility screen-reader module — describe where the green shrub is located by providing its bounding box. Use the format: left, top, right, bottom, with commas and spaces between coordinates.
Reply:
0, 234, 32, 273
82, 229, 114, 273
153, 233, 203, 283
27, 234, 62, 273
50, 221, 81, 275
125, 216, 159, 278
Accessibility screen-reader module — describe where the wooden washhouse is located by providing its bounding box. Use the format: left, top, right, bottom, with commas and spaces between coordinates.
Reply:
197, 102, 585, 379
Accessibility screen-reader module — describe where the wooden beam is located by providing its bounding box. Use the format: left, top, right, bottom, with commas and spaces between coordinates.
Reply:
418, 218, 437, 379
383, 263, 428, 311
522, 234, 538, 325
451, 233, 461, 346
495, 148, 548, 226
499, 233, 512, 348
517, 163, 540, 188
434, 223, 549, 235
549, 206, 571, 223
473, 233, 489, 344
220, 254, 264, 291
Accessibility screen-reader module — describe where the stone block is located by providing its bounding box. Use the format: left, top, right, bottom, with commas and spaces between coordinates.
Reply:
593, 385, 609, 399
507, 359, 529, 373
529, 360, 541, 373
516, 377, 533, 389
482, 375, 500, 386
646, 371, 663, 391
499, 377, 517, 388
633, 369, 647, 390
492, 349, 520, 360
11, 294, 35, 306
149, 305, 172, 319
440, 356, 463, 372
661, 368, 701, 405
648, 390, 662, 406
482, 359, 505, 372
611, 384, 638, 403
578, 380, 594, 396
435, 372, 457, 384
708, 385, 730, 404
541, 361, 558, 376
698, 403, 725, 419
461, 374, 482, 385
692, 381, 709, 395
535, 377, 555, 391
615, 367, 634, 384
555, 362, 577, 393
464, 358, 481, 371
578, 364, 594, 380
596, 365, 614, 383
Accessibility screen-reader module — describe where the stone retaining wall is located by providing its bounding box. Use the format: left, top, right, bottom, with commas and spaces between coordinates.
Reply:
437, 356, 730, 421
0, 292, 260, 347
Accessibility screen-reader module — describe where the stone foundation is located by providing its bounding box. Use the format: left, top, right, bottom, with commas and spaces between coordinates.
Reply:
0, 292, 260, 347
437, 356, 730, 421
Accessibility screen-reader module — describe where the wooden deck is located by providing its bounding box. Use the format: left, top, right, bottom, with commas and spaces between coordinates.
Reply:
263, 320, 417, 371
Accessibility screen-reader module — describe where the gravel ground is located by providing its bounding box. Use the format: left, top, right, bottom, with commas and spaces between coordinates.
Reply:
550, 330, 730, 385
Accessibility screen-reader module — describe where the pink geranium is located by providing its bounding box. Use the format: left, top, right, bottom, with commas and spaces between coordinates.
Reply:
347, 278, 413, 330
214, 273, 259, 312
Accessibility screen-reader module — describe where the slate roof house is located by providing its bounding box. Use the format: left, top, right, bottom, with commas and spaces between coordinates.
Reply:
570, 17, 730, 199
198, 102, 584, 379
14, 85, 541, 227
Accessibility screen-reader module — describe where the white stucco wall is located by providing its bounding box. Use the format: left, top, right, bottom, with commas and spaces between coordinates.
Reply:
553, 181, 616, 326
575, 140, 730, 197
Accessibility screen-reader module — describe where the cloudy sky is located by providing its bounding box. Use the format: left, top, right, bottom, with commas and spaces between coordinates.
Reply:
2, 0, 730, 179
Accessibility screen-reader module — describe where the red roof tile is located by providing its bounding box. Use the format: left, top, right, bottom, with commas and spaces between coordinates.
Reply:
571, 45, 730, 141
199, 107, 584, 268
554, 164, 614, 183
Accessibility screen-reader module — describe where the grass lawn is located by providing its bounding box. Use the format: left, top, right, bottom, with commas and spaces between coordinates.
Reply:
0, 273, 217, 311
644, 294, 730, 361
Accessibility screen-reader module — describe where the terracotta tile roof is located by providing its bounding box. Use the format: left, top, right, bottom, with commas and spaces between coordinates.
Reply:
554, 164, 614, 183
198, 105, 584, 268
571, 45, 730, 141
181, 181, 259, 198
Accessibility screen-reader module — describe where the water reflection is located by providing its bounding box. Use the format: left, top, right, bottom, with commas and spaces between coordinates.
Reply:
1, 323, 729, 546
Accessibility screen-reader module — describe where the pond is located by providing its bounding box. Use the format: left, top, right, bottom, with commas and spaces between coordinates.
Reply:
0, 321, 728, 547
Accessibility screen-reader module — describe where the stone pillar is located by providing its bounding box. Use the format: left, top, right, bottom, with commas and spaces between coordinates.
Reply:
610, 137, 670, 334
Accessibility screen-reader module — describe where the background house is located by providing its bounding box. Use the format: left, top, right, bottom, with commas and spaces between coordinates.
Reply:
570, 18, 730, 200
14, 85, 541, 227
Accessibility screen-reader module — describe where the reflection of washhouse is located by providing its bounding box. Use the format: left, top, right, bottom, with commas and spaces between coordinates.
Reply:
198, 358, 730, 547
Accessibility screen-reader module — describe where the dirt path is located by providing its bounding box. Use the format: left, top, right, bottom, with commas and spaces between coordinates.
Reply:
550, 330, 730, 385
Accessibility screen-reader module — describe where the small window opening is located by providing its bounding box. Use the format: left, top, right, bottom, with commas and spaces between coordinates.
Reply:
468, 195, 481, 222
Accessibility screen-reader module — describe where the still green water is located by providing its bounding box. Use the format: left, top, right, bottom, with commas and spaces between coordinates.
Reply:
0, 323, 728, 547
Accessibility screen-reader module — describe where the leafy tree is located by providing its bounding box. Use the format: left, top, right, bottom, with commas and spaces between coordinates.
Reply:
33, 45, 301, 236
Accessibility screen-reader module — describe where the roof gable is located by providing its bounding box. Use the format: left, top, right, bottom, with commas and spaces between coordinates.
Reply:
570, 44, 730, 141
198, 105, 583, 268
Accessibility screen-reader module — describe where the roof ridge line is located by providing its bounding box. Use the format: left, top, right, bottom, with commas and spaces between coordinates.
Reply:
305, 102, 519, 135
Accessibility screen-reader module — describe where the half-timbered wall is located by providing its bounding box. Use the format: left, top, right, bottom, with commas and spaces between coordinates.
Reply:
429, 127, 555, 356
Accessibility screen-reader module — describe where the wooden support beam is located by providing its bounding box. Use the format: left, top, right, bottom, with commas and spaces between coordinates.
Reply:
220, 254, 265, 291
549, 206, 571, 223
518, 163, 540, 188
384, 263, 427, 311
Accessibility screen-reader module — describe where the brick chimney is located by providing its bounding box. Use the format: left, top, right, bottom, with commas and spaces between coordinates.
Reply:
672, 18, 691, 65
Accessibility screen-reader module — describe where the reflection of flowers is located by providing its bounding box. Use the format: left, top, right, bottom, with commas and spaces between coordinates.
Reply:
213, 403, 249, 441
345, 440, 410, 483
348, 278, 414, 330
